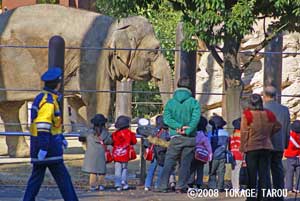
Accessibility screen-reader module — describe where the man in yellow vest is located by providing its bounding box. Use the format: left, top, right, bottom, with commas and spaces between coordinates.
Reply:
23, 67, 78, 201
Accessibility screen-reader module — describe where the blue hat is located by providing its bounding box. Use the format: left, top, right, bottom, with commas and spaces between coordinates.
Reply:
115, 115, 131, 130
291, 120, 300, 133
41, 67, 62, 82
156, 115, 168, 129
232, 118, 241, 130
197, 116, 208, 131
91, 114, 107, 126
209, 115, 227, 128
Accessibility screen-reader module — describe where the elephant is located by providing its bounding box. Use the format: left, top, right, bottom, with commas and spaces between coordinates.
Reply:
0, 4, 173, 157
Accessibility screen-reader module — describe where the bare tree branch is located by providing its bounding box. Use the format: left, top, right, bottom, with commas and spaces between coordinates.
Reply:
257, 15, 274, 19
207, 45, 224, 68
263, 17, 268, 38
241, 23, 288, 71
215, 45, 223, 51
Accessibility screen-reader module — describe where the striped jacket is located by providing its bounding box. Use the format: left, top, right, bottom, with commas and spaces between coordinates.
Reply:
284, 131, 300, 158
208, 129, 229, 160
29, 87, 64, 164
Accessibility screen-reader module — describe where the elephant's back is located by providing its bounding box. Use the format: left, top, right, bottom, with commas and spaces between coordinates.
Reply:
0, 4, 114, 102
0, 4, 113, 44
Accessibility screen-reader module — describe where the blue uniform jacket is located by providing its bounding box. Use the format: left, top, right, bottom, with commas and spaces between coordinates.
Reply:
30, 87, 64, 164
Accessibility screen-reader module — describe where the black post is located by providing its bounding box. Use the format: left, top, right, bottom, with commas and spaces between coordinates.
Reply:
48, 36, 65, 124
264, 33, 283, 103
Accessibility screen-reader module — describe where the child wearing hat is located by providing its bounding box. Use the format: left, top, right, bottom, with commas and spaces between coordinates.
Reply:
207, 114, 229, 191
188, 116, 212, 189
112, 115, 137, 191
284, 120, 300, 193
229, 117, 243, 190
82, 114, 112, 191
143, 115, 173, 191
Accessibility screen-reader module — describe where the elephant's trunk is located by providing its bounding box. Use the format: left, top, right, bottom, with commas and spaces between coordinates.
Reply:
151, 54, 173, 105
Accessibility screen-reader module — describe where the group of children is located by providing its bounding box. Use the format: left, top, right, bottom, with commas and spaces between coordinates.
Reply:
82, 114, 137, 191
81, 113, 300, 193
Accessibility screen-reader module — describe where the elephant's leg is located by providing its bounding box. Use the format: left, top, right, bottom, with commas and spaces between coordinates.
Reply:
0, 101, 29, 157
67, 96, 88, 127
63, 99, 71, 133
67, 97, 89, 150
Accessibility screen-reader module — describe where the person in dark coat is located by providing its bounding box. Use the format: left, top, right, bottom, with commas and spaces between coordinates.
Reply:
82, 114, 112, 191
23, 67, 78, 201
207, 114, 229, 191
188, 116, 212, 189
263, 86, 290, 200
240, 94, 282, 201
144, 115, 172, 191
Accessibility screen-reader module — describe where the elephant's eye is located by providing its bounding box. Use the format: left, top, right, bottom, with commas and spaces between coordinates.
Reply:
149, 46, 160, 56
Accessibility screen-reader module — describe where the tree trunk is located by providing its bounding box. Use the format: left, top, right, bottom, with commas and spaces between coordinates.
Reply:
115, 79, 132, 118
264, 33, 283, 103
174, 22, 197, 97
222, 36, 243, 129
0, 101, 29, 157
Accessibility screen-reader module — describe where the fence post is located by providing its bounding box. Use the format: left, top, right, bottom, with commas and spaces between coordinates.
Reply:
48, 35, 65, 125
264, 33, 283, 103
139, 137, 146, 185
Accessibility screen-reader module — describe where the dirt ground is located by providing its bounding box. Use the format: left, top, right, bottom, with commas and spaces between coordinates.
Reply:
1, 157, 298, 201
0, 137, 298, 201
0, 157, 238, 201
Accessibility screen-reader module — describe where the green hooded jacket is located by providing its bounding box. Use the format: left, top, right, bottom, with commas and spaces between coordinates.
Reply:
163, 88, 201, 137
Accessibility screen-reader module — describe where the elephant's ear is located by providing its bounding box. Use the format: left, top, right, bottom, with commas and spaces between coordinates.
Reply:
106, 25, 138, 80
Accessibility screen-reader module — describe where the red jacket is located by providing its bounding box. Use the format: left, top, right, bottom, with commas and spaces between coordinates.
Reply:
284, 131, 300, 158
229, 130, 243, 161
112, 128, 137, 162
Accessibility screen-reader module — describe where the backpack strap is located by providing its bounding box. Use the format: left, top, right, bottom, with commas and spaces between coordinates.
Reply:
96, 128, 108, 150
156, 128, 164, 137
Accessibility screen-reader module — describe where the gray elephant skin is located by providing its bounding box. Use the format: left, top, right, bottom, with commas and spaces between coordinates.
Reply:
0, 5, 172, 157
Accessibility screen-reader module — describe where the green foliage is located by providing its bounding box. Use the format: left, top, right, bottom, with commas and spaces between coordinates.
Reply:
169, 0, 300, 50
96, 0, 162, 18
37, 0, 58, 4
139, 2, 181, 68
132, 81, 163, 118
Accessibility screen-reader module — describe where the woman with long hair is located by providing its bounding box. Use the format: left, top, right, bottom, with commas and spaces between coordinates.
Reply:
240, 94, 281, 200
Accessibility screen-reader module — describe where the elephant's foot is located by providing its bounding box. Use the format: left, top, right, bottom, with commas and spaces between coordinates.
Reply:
6, 136, 30, 158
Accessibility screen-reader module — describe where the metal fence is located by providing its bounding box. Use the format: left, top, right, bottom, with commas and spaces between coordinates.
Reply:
0, 43, 300, 185
0, 43, 299, 127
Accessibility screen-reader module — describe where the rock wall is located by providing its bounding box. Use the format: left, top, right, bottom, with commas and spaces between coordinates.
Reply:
196, 20, 300, 121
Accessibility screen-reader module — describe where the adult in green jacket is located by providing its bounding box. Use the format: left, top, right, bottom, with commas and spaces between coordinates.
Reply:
164, 87, 201, 137
157, 76, 201, 193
